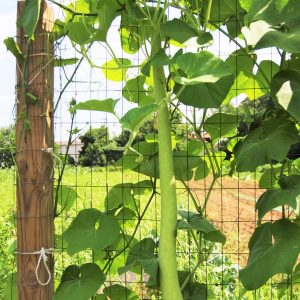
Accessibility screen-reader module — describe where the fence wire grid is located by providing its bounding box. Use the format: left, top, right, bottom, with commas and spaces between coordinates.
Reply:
1, 0, 299, 299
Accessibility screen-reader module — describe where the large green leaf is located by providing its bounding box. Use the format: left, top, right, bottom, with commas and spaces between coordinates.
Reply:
118, 238, 159, 288
117, 140, 208, 180
242, 21, 300, 53
204, 113, 238, 141
116, 141, 158, 170
55, 185, 77, 212
240, 219, 300, 290
64, 0, 91, 21
175, 52, 233, 85
226, 12, 246, 39
226, 49, 256, 78
203, 0, 241, 23
173, 151, 205, 181
161, 18, 199, 44
282, 53, 300, 72
105, 183, 136, 211
187, 140, 205, 156
133, 180, 153, 196
271, 70, 300, 121
120, 9, 151, 54
224, 49, 262, 101
65, 20, 92, 45
182, 282, 207, 300
63, 208, 120, 255
256, 60, 280, 92
94, 0, 119, 41
142, 48, 182, 77
233, 117, 299, 172
54, 263, 105, 300
96, 285, 139, 300
120, 104, 158, 132
120, 26, 140, 54
102, 58, 132, 82
256, 24, 300, 53
17, 0, 41, 39
54, 58, 79, 67
194, 159, 210, 181
259, 167, 280, 189
122, 75, 154, 106
177, 210, 226, 244
240, 0, 300, 26
74, 99, 119, 114
3, 37, 24, 61
174, 74, 234, 108
225, 58, 279, 103
256, 175, 300, 220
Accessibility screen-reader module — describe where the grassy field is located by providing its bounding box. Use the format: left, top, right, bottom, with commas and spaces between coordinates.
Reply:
0, 167, 297, 299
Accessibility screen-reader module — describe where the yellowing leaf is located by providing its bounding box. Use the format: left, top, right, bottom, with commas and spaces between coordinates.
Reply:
102, 58, 131, 82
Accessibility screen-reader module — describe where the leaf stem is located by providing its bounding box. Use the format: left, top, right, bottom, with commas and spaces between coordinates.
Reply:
103, 181, 156, 273
203, 0, 213, 31
181, 180, 202, 213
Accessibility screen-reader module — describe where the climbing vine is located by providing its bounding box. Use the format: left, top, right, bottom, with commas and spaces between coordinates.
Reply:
6, 0, 300, 299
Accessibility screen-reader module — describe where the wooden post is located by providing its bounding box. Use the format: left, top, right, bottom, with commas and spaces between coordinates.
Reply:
16, 1, 54, 299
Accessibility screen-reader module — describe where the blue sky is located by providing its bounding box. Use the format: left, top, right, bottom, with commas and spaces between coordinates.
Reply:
0, 1, 18, 127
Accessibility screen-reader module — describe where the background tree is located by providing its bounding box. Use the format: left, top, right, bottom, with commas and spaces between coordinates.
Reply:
0, 126, 15, 168
78, 126, 109, 167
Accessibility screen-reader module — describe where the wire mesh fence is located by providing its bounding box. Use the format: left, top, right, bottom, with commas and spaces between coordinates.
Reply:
1, 0, 300, 299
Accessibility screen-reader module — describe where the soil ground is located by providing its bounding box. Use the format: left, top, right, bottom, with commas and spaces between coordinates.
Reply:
188, 176, 282, 266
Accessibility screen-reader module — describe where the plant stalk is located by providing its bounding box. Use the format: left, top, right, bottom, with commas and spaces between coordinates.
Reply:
151, 31, 183, 300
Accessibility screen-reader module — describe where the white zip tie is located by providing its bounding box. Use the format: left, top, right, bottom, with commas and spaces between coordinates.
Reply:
15, 247, 55, 286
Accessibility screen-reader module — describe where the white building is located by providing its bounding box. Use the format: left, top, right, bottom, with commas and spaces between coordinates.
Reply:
59, 140, 83, 162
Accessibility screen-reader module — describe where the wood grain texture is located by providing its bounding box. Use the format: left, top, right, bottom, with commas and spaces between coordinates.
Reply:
16, 1, 54, 299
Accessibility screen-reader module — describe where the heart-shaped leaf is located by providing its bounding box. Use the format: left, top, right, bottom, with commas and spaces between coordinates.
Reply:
240, 219, 300, 290
202, 0, 241, 23
74, 99, 119, 114
96, 285, 139, 300
141, 48, 182, 77
174, 75, 234, 109
120, 104, 158, 132
173, 151, 200, 179
63, 208, 120, 255
65, 20, 92, 45
118, 238, 159, 288
233, 117, 299, 172
102, 58, 132, 82
54, 58, 79, 67
54, 263, 105, 300
204, 113, 238, 141
105, 183, 137, 211
256, 175, 300, 220
242, 21, 300, 53
94, 0, 119, 42
259, 167, 280, 189
17, 0, 41, 39
178, 210, 226, 244
175, 52, 233, 84
122, 75, 154, 106
161, 18, 199, 44
271, 70, 300, 121
55, 185, 77, 212
256, 60, 280, 91
4, 37, 24, 61
240, 0, 300, 26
